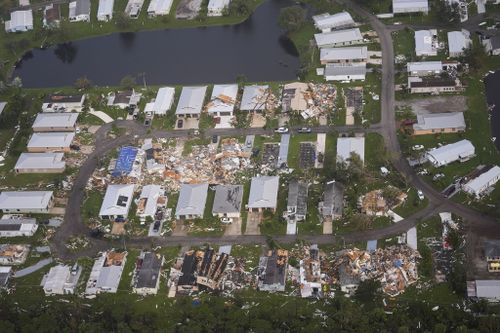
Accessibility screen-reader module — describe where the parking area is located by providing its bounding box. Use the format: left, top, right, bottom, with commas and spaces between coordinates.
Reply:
245, 212, 262, 235
224, 218, 242, 236
299, 142, 316, 169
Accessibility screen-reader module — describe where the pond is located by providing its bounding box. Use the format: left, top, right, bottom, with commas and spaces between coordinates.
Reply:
12, 0, 302, 88
483, 71, 500, 151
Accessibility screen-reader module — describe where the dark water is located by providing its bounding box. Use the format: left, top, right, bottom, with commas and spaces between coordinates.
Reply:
483, 71, 500, 151
13, 0, 301, 88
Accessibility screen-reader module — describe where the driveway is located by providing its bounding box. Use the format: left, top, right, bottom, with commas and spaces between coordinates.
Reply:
224, 218, 242, 236
89, 110, 114, 123
245, 212, 262, 235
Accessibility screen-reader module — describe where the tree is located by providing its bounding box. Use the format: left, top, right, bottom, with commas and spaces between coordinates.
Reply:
278, 6, 307, 33
229, 0, 250, 16
382, 186, 402, 208
355, 279, 381, 307
351, 213, 372, 230
120, 75, 136, 89
434, 1, 460, 24
460, 38, 487, 73
74, 76, 92, 90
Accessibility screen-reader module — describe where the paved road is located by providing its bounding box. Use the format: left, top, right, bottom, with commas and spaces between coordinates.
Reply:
51, 3, 500, 260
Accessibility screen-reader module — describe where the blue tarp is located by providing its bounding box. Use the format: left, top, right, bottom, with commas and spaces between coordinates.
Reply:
112, 146, 138, 177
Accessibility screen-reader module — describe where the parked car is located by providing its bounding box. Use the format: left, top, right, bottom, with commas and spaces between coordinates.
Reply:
417, 190, 425, 200
433, 173, 445, 181
297, 127, 312, 133
212, 135, 218, 144
177, 119, 183, 128
274, 127, 289, 134
412, 145, 424, 151
220, 217, 233, 224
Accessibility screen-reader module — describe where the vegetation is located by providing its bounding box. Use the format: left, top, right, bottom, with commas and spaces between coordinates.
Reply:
278, 6, 307, 33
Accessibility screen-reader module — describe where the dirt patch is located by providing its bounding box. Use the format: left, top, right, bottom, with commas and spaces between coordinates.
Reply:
396, 95, 467, 115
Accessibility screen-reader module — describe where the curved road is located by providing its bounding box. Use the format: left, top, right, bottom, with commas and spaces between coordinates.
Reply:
51, 2, 500, 259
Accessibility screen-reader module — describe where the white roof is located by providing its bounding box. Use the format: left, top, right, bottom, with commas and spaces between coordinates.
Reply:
0, 218, 37, 232
464, 166, 500, 195
7, 10, 33, 30
99, 184, 135, 217
28, 132, 75, 149
324, 63, 367, 77
313, 12, 354, 30
147, 0, 173, 14
407, 61, 442, 73
95, 265, 123, 290
98, 0, 114, 16
175, 86, 207, 115
0, 191, 53, 210
426, 139, 475, 166
208, 0, 230, 11
0, 102, 6, 116
314, 28, 362, 47
139, 185, 162, 217
337, 137, 365, 163
0, 266, 12, 274
413, 112, 465, 131
152, 87, 175, 115
207, 84, 238, 113
32, 113, 78, 129
393, 0, 429, 12
15, 153, 65, 170
475, 280, 500, 298
448, 30, 470, 55
248, 176, 279, 209
415, 30, 436, 55
176, 183, 209, 217
320, 46, 367, 62
43, 265, 71, 292
240, 85, 270, 111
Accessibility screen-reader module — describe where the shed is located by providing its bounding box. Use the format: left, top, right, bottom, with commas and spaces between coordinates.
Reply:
42, 264, 81, 295
43, 4, 61, 28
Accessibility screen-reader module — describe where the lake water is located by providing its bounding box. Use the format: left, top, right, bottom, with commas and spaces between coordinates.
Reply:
483, 71, 500, 151
12, 0, 302, 88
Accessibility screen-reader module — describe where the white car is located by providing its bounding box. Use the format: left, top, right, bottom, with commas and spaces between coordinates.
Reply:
412, 145, 424, 151
220, 217, 233, 224
417, 190, 425, 200
274, 127, 289, 134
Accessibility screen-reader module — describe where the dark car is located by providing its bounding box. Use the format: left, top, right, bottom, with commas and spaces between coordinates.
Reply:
297, 127, 312, 133
177, 119, 183, 128
212, 135, 218, 143
153, 221, 161, 232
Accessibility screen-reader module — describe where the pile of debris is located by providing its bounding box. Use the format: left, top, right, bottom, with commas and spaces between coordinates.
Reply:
300, 83, 337, 119
332, 245, 420, 296
167, 246, 255, 297
65, 235, 90, 252
359, 187, 407, 217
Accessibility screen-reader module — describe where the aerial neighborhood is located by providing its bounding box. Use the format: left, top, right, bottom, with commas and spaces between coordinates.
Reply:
1, 0, 500, 331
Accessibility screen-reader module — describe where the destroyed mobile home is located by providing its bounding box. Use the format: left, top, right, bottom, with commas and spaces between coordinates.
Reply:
166, 245, 420, 298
